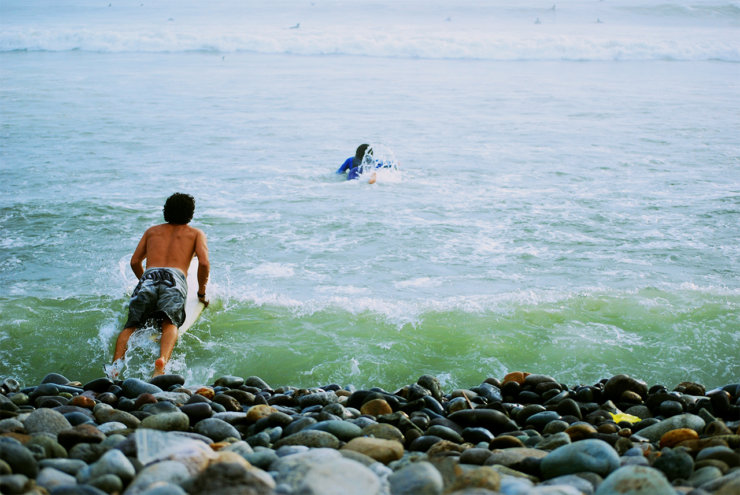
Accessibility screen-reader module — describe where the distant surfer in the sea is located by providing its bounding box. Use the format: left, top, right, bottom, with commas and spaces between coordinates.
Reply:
109, 192, 210, 378
336, 143, 378, 184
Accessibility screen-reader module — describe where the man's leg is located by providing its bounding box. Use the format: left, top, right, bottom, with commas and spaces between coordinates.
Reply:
154, 319, 178, 376
106, 326, 136, 379
113, 327, 136, 362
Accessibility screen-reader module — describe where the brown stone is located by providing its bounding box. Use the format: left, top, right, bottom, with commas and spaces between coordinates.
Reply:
361, 423, 404, 443
246, 404, 277, 423
69, 396, 96, 409
360, 398, 393, 417
447, 465, 502, 493
660, 428, 699, 448
196, 387, 215, 399
489, 435, 526, 449
565, 423, 597, 441
133, 393, 158, 409
341, 437, 404, 464
426, 440, 464, 457
57, 423, 106, 450
502, 372, 529, 385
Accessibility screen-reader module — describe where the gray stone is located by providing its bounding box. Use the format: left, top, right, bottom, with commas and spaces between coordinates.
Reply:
148, 374, 185, 390
636, 413, 705, 442
187, 460, 275, 495
152, 392, 191, 405
39, 459, 88, 476
0, 418, 24, 433
193, 417, 240, 442
537, 432, 571, 451
273, 429, 340, 449
0, 474, 32, 494
93, 405, 141, 429
98, 422, 128, 434
530, 486, 584, 494
0, 394, 20, 412
68, 442, 107, 464
689, 466, 723, 487
124, 460, 190, 495
619, 455, 649, 467
499, 476, 536, 495
87, 449, 136, 483
213, 375, 245, 388
121, 378, 163, 398
222, 440, 254, 456
88, 474, 124, 494
485, 447, 548, 469
138, 482, 188, 495
245, 376, 272, 390
297, 391, 339, 407
0, 441, 38, 477
140, 412, 190, 431
37, 467, 77, 490
540, 439, 619, 479
526, 411, 562, 431
272, 448, 381, 495
243, 449, 280, 470
653, 447, 693, 481
594, 465, 674, 495
23, 408, 73, 436
426, 425, 464, 444
305, 419, 363, 441
603, 375, 648, 402
49, 484, 109, 495
388, 461, 443, 495
542, 474, 596, 495
27, 434, 68, 459
698, 469, 740, 492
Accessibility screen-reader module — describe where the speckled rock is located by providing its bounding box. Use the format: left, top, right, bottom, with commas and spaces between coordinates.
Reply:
23, 408, 72, 436
388, 461, 443, 495
272, 448, 381, 495
139, 412, 190, 432
594, 465, 675, 495
342, 437, 404, 464
273, 429, 340, 449
124, 460, 190, 495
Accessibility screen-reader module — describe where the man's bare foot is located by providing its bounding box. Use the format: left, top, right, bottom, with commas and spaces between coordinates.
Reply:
153, 357, 166, 377
104, 359, 124, 379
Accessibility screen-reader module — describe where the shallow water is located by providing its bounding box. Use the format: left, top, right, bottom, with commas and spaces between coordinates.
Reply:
1, 0, 739, 390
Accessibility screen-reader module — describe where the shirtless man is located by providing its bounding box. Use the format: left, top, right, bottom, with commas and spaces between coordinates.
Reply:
110, 192, 209, 377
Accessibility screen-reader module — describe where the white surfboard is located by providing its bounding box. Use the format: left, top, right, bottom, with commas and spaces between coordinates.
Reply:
180, 258, 206, 334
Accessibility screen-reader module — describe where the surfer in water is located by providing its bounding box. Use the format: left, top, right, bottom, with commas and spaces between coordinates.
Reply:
108, 192, 209, 378
336, 143, 378, 184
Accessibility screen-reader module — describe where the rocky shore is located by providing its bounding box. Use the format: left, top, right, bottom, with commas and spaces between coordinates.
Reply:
1, 372, 739, 495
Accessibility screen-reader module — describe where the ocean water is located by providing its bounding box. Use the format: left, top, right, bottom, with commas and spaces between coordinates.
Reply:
1, 0, 739, 391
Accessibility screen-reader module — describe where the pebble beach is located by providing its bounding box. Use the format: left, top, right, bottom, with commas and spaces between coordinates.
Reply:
1, 372, 739, 495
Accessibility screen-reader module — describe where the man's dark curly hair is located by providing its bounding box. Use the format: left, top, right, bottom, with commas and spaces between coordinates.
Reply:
163, 193, 195, 225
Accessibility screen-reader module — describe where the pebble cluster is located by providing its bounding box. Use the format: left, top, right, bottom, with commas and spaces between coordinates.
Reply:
1, 371, 739, 495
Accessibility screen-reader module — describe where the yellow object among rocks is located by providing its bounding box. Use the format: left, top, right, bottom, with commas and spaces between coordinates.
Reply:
610, 412, 641, 424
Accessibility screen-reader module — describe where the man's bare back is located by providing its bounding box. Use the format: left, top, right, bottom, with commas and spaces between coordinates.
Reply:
130, 223, 209, 295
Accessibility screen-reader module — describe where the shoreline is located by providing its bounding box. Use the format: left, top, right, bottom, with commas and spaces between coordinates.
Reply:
0, 371, 738, 494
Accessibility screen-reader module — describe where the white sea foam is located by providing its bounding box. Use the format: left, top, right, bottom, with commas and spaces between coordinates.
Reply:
247, 262, 296, 279
2, 0, 738, 61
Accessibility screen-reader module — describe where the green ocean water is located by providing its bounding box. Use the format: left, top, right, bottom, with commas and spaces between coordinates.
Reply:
1, 286, 737, 390
2, 0, 739, 391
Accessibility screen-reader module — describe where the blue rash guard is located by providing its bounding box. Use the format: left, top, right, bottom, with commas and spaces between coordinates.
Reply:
336, 156, 393, 180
